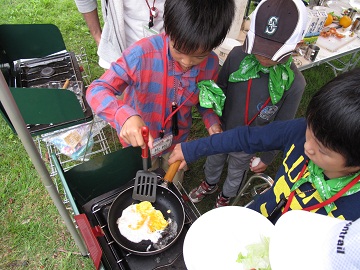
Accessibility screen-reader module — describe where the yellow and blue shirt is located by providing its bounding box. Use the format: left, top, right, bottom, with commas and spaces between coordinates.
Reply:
182, 118, 360, 223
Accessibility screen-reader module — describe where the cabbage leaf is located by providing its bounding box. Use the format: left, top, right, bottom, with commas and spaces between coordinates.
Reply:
236, 235, 271, 270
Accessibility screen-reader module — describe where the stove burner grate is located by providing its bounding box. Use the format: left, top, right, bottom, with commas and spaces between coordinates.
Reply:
82, 180, 198, 270
15, 52, 81, 88
40, 66, 55, 77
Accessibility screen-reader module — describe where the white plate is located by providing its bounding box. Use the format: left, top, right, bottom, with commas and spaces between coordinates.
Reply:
183, 206, 274, 270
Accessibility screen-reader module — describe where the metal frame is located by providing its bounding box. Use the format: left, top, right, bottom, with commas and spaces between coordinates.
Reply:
294, 39, 360, 75
324, 50, 360, 76
0, 24, 114, 256
232, 173, 274, 207
0, 71, 88, 256
35, 118, 111, 176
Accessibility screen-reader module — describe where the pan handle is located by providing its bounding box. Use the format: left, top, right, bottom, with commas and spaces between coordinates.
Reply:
163, 160, 181, 183
141, 126, 149, 159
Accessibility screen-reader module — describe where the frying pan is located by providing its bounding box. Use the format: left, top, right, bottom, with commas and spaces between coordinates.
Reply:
107, 169, 185, 255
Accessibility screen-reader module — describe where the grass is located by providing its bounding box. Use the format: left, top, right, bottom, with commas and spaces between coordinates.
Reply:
1, 1, 102, 269
0, 0, 358, 269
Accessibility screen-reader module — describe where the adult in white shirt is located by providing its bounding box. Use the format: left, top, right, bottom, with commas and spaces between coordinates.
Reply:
74, 0, 165, 69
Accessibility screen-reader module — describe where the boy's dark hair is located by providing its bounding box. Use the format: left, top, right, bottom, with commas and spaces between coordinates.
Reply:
306, 68, 360, 167
164, 0, 235, 54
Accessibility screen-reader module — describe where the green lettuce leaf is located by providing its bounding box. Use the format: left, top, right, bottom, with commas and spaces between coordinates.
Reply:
236, 235, 271, 270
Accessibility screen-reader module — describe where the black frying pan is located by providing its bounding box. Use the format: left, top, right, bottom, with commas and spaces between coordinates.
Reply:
107, 183, 185, 256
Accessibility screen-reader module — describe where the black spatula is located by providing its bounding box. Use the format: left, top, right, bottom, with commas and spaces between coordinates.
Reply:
132, 126, 158, 202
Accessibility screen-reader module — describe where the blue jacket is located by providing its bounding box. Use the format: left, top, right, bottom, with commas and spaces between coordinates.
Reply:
182, 118, 360, 223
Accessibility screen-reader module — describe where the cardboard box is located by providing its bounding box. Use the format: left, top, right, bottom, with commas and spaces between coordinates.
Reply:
305, 10, 320, 38
316, 10, 328, 34
303, 9, 328, 44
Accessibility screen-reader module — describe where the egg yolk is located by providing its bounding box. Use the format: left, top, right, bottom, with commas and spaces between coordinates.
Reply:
133, 201, 168, 232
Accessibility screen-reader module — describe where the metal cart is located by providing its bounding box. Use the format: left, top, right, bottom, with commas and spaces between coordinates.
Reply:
0, 24, 114, 257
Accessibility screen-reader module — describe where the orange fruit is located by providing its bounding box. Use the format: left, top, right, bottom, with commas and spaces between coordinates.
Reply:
324, 13, 333, 26
339, 15, 352, 28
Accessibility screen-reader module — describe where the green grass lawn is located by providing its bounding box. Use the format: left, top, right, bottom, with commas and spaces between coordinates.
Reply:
0, 0, 358, 269
0, 1, 101, 269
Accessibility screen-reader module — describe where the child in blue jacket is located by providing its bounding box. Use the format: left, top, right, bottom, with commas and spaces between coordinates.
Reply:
168, 68, 360, 223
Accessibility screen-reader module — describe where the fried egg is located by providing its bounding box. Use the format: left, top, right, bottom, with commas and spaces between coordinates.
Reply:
117, 201, 169, 243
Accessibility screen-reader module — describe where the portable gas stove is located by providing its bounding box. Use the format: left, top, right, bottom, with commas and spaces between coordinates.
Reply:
1, 24, 93, 136
81, 179, 200, 270
1, 49, 112, 176
8, 51, 93, 134
1, 46, 111, 179
13, 51, 82, 88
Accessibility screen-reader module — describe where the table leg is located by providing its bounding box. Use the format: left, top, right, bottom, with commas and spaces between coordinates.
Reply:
326, 50, 360, 76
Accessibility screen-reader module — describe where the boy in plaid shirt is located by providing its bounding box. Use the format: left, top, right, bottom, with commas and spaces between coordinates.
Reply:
86, 0, 235, 185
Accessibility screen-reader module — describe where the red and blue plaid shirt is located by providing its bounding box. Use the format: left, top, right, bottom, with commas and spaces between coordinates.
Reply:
86, 33, 220, 154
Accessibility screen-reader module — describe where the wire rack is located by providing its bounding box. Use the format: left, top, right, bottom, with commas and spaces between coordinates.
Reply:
75, 47, 92, 88
34, 117, 113, 203
31, 48, 117, 203
36, 119, 110, 173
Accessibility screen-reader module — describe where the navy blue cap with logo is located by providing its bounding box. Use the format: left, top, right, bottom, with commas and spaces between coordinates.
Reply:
243, 0, 308, 63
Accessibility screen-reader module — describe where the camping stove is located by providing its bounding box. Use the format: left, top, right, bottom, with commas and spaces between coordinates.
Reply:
13, 51, 83, 88
9, 51, 93, 134
81, 179, 200, 270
